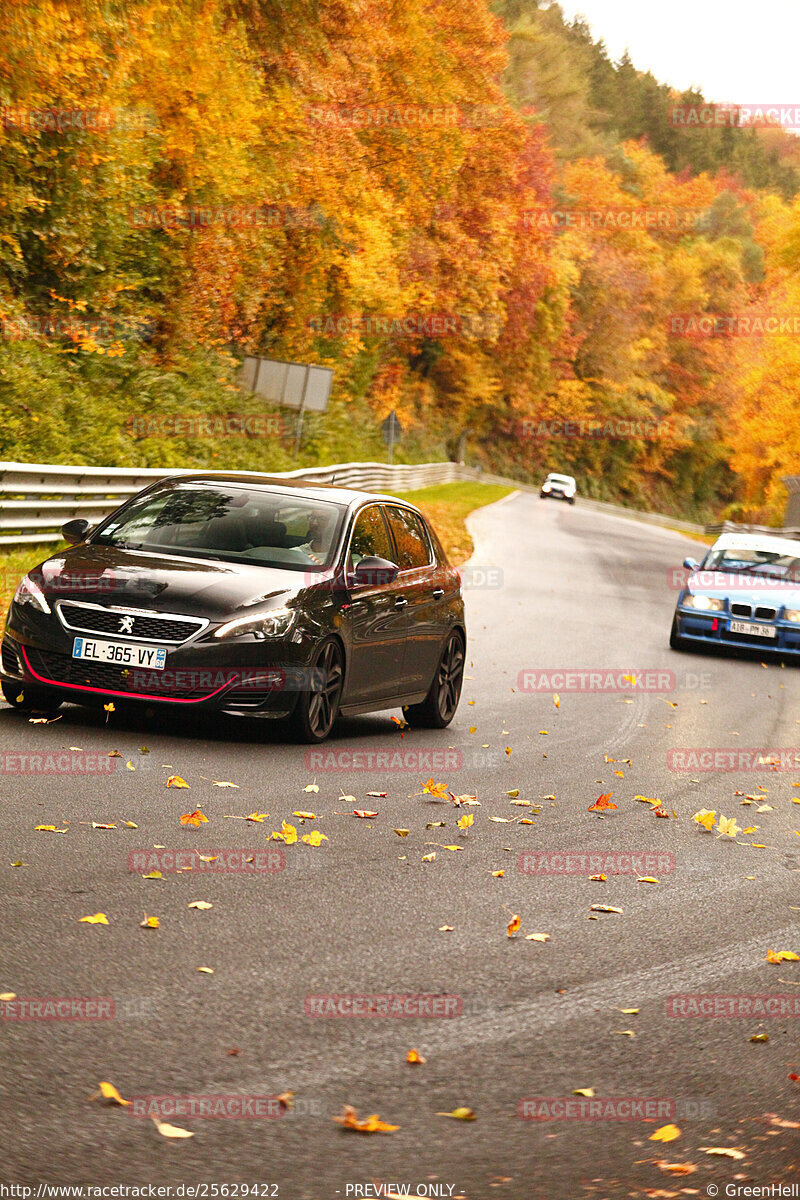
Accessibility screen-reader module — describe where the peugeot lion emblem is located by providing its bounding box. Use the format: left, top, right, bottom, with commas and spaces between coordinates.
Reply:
119, 615, 135, 634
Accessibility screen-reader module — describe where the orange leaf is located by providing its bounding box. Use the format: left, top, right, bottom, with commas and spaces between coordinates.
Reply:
507, 914, 521, 937
588, 793, 617, 812
180, 810, 208, 827
333, 1105, 399, 1133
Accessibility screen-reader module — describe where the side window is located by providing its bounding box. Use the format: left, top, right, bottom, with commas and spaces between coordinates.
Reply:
348, 505, 394, 571
385, 506, 432, 571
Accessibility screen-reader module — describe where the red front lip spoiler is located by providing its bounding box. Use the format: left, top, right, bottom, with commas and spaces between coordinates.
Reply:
18, 644, 232, 705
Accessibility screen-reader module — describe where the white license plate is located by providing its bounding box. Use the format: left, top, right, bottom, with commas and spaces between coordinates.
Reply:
72, 637, 168, 668
729, 621, 777, 639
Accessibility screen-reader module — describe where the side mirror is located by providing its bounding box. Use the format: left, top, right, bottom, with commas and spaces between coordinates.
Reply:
62, 518, 91, 544
683, 557, 699, 571
353, 556, 399, 586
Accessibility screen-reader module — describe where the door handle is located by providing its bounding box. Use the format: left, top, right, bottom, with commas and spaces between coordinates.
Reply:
394, 597, 408, 609
432, 588, 445, 598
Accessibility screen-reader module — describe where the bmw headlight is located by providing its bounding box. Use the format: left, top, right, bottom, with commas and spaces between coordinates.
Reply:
213, 607, 295, 641
683, 594, 723, 612
542, 483, 551, 492
12, 574, 51, 615
784, 608, 800, 623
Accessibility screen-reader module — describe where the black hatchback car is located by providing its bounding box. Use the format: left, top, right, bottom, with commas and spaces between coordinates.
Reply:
1, 474, 466, 741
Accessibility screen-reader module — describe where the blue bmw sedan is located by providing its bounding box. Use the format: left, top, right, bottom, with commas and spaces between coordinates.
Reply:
670, 532, 800, 657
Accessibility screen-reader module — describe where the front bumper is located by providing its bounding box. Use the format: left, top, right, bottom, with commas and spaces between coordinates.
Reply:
1, 606, 318, 717
540, 490, 574, 501
673, 608, 800, 657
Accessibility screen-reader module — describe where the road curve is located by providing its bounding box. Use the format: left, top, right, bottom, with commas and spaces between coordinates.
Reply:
2, 491, 799, 1197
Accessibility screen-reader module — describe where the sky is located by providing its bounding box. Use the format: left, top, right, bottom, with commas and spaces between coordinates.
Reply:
555, 0, 800, 105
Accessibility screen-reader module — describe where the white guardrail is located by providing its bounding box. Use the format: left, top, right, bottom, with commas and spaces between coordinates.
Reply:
0, 460, 472, 546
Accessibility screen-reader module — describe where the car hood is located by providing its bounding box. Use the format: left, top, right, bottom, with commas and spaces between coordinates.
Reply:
686, 569, 800, 607
32, 544, 323, 621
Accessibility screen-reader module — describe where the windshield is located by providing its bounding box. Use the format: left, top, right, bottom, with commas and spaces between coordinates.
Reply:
91, 484, 346, 572
546, 474, 575, 485
702, 547, 800, 582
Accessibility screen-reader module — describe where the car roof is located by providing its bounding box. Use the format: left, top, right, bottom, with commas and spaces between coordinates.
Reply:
711, 532, 800, 555
156, 471, 419, 512
546, 472, 575, 481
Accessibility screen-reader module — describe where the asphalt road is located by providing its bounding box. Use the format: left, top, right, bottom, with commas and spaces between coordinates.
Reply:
3, 491, 800, 1199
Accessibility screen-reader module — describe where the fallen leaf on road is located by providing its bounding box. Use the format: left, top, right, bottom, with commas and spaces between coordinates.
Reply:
180, 810, 208, 827
750, 1033, 769, 1042
303, 781, 320, 793
505, 789, 520, 797
196, 966, 214, 974
91, 822, 116, 830
188, 901, 212, 910
212, 781, 238, 788
35, 825, 67, 833
614, 1030, 636, 1037
507, 914, 521, 937
167, 775, 189, 788
422, 852, 436, 862
438, 925, 454, 931
141, 870, 162, 880
491, 870, 505, 877
588, 793, 616, 812
366, 791, 386, 798
717, 815, 741, 838
436, 1107, 475, 1120
139, 914, 159, 928
617, 1008, 639, 1014
407, 1049, 425, 1064
693, 809, 716, 831
637, 876, 660, 884
422, 777, 449, 799
766, 950, 799, 963
589, 905, 623, 914
701, 1147, 744, 1159
152, 1117, 194, 1139
293, 811, 316, 819
589, 874, 607, 882
649, 1124, 681, 1142
353, 810, 378, 819
656, 1162, 696, 1175
393, 829, 410, 837
525, 933, 550, 942
457, 814, 473, 831
123, 822, 138, 829
93, 1081, 130, 1106
302, 831, 328, 846
79, 913, 109, 925
0, 992, 16, 1001
333, 1105, 399, 1133
573, 1088, 594, 1097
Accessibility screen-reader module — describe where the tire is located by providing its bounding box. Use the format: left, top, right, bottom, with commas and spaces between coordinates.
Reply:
287, 638, 344, 743
1, 679, 63, 712
404, 630, 465, 729
669, 615, 687, 651
568, 497, 575, 505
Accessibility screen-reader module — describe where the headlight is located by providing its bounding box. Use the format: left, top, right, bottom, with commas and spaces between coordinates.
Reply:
213, 607, 295, 641
542, 484, 551, 491
12, 574, 51, 614
784, 608, 800, 623
683, 594, 723, 612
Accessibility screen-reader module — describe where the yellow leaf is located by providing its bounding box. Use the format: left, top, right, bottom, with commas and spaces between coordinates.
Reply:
637, 877, 660, 884
436, 1107, 475, 1121
167, 775, 190, 788
35, 825, 66, 833
140, 914, 159, 928
244, 812, 269, 823
302, 830, 328, 846
553, 694, 560, 708
141, 870, 162, 880
525, 933, 550, 942
505, 789, 520, 797
188, 900, 212, 910
507, 914, 521, 937
293, 811, 316, 819
589, 874, 607, 881
693, 808, 716, 831
303, 781, 320, 793
281, 821, 297, 845
589, 905, 623, 914
422, 777, 449, 799
98, 1081, 130, 1106
180, 810, 208, 827
123, 821, 138, 828
0, 992, 16, 1001
393, 829, 410, 837
406, 1049, 426, 1064
573, 1088, 594, 1097
716, 815, 741, 838
442, 844, 464, 851
422, 852, 436, 862
196, 966, 214, 974
152, 1117, 194, 1139
79, 913, 109, 925
617, 1008, 639, 1014
491, 869, 505, 877
333, 1105, 399, 1133
457, 813, 473, 831
438, 925, 455, 931
650, 1124, 681, 1143
91, 822, 116, 830
766, 949, 799, 963
702, 1147, 744, 1159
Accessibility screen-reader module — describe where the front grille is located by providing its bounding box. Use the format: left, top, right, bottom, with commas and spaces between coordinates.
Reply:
730, 603, 752, 618
57, 602, 204, 644
26, 649, 212, 700
755, 606, 777, 621
2, 641, 20, 675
